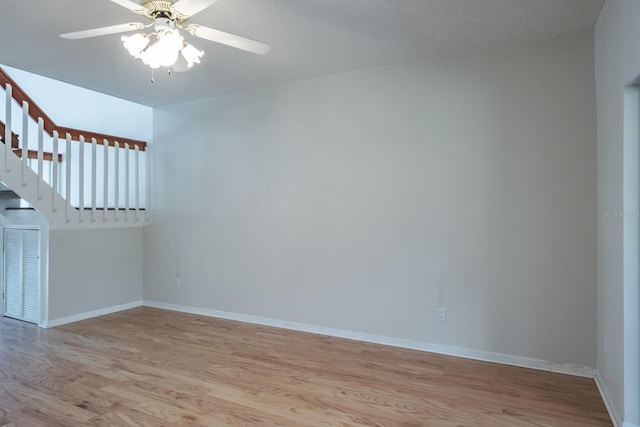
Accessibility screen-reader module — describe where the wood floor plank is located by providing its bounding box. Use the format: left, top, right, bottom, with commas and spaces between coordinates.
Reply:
0, 307, 612, 426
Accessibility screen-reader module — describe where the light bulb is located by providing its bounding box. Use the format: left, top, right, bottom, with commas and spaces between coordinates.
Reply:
181, 43, 204, 68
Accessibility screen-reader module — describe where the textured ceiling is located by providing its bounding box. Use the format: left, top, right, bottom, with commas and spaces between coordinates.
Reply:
0, 0, 604, 107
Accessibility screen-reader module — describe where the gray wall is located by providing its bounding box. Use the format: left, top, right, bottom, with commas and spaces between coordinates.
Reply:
595, 0, 640, 422
146, 32, 597, 367
48, 227, 143, 320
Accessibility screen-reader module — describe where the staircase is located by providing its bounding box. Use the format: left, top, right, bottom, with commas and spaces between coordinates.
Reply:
0, 67, 150, 229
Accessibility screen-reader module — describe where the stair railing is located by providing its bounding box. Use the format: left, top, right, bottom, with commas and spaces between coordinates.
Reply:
0, 67, 149, 224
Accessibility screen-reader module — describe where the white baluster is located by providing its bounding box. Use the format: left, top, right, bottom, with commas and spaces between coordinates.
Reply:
124, 143, 130, 221
37, 118, 44, 200
114, 141, 120, 221
146, 145, 151, 221
21, 101, 28, 186
135, 145, 140, 221
65, 134, 71, 223
5, 84, 12, 172
79, 135, 85, 222
52, 131, 58, 212
91, 137, 97, 222
103, 139, 109, 222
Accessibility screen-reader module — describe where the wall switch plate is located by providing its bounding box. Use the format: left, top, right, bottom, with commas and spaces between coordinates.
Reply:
437, 307, 446, 322
175, 278, 181, 289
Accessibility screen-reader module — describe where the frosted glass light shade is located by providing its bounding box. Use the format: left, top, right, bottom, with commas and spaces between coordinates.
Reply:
122, 33, 149, 57
181, 44, 204, 67
141, 41, 179, 68
161, 30, 184, 52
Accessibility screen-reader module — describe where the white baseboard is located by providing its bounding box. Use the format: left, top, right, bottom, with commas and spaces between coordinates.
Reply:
595, 371, 624, 427
41, 300, 144, 328
143, 300, 596, 378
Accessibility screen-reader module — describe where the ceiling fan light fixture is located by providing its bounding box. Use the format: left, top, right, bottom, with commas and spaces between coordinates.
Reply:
61, 0, 270, 73
181, 43, 204, 67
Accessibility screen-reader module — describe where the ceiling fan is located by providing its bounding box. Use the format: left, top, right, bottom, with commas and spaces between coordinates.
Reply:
60, 0, 269, 71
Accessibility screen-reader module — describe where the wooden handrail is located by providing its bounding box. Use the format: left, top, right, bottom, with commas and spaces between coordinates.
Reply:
13, 149, 62, 163
0, 67, 146, 151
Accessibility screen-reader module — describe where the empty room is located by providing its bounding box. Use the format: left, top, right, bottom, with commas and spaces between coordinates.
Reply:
0, 0, 638, 425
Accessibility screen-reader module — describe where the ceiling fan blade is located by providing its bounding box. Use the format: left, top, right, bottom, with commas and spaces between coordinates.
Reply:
189, 25, 270, 55
172, 0, 219, 17
60, 23, 145, 40
108, 0, 145, 13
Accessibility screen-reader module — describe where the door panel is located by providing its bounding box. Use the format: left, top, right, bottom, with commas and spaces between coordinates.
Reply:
3, 228, 39, 324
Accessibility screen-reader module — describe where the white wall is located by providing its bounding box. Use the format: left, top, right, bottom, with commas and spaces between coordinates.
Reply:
48, 227, 143, 321
595, 0, 640, 424
146, 32, 597, 368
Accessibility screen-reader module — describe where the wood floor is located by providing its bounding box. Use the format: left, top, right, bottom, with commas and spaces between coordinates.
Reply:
0, 307, 611, 426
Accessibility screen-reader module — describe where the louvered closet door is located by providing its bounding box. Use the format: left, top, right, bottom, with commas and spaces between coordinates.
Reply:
3, 228, 39, 324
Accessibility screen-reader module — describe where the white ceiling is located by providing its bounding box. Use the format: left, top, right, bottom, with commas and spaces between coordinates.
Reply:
0, 0, 604, 107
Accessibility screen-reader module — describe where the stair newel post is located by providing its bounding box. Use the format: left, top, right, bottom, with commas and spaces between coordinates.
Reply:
114, 141, 120, 222
21, 101, 29, 187
52, 131, 59, 213
5, 83, 12, 173
135, 144, 140, 221
65, 133, 71, 223
91, 137, 97, 222
103, 139, 109, 222
124, 142, 130, 221
37, 117, 44, 200
79, 135, 85, 222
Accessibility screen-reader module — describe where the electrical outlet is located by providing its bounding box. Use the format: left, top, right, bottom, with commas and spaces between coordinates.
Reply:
437, 307, 446, 322
175, 278, 181, 289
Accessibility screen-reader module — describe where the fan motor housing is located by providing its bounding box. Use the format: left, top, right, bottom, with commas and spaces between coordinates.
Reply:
142, 0, 189, 23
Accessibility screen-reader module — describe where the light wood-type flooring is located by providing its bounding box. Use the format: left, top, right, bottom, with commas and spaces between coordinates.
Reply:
0, 307, 611, 426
